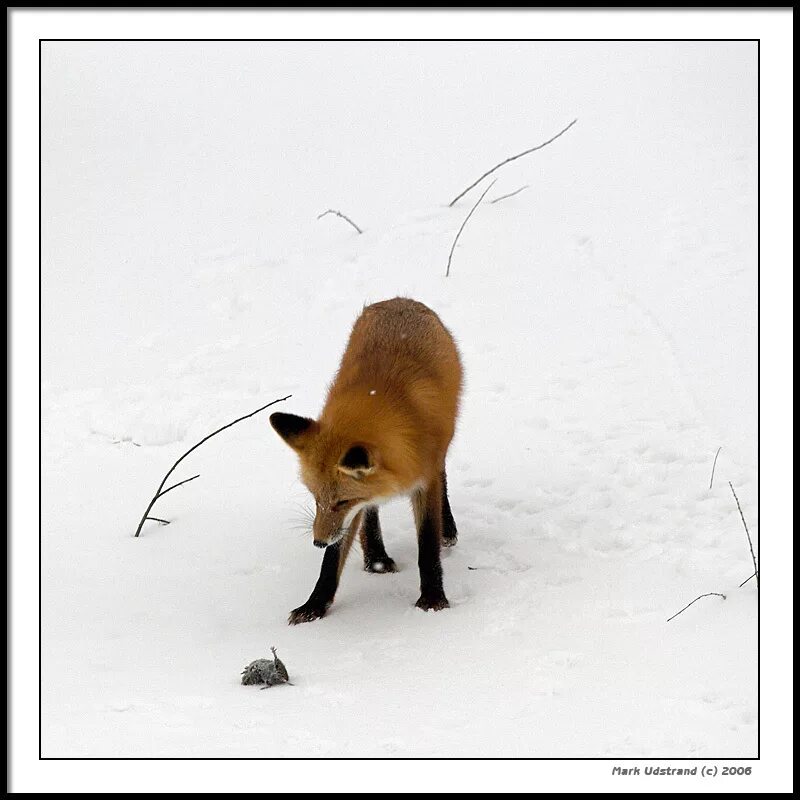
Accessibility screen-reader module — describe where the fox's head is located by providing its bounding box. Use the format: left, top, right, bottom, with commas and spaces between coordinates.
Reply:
270, 411, 401, 547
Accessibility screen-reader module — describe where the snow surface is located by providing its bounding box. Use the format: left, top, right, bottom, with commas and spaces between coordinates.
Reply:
41, 41, 758, 757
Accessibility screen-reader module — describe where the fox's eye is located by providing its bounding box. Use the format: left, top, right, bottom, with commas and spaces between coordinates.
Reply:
332, 499, 350, 511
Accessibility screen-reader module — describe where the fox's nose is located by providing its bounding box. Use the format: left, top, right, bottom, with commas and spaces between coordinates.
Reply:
313, 539, 328, 548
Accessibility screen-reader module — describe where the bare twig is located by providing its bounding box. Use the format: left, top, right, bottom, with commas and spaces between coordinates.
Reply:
667, 592, 726, 622
133, 395, 291, 537
729, 482, 758, 590
317, 209, 363, 234
145, 516, 171, 525
709, 446, 722, 490
447, 118, 577, 207
739, 572, 756, 588
156, 474, 200, 499
489, 185, 529, 204
445, 179, 497, 278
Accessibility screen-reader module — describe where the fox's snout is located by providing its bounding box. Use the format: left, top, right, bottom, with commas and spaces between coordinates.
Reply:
312, 531, 344, 548
312, 514, 346, 548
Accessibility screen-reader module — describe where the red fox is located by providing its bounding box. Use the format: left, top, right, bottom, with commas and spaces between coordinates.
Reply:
270, 297, 463, 624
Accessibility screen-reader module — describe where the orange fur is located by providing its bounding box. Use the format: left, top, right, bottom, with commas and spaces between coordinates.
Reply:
271, 297, 462, 544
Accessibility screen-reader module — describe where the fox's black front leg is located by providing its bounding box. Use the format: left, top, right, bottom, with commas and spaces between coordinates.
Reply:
359, 506, 397, 573
288, 543, 340, 624
288, 514, 359, 625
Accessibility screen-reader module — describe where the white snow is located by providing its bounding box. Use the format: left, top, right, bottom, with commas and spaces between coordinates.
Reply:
41, 41, 757, 757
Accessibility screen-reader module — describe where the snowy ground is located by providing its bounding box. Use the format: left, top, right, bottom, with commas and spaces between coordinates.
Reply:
41, 41, 758, 758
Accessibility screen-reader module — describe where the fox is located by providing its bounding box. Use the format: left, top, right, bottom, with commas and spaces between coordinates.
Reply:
270, 297, 463, 624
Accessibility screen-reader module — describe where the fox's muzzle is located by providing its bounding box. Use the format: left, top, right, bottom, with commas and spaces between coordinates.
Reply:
312, 526, 345, 549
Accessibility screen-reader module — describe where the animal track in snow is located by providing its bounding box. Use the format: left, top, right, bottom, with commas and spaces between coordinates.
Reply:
592, 535, 636, 555
524, 416, 550, 430
494, 497, 521, 512
462, 477, 494, 489
540, 650, 584, 669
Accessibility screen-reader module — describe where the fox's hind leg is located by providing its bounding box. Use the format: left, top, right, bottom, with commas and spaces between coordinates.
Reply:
359, 506, 397, 573
441, 468, 458, 547
288, 512, 360, 625
411, 473, 450, 612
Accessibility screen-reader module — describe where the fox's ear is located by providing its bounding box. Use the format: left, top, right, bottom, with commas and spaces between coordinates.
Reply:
269, 412, 319, 451
337, 444, 377, 479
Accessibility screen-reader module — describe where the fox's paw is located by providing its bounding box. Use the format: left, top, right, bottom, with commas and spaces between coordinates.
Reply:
288, 602, 328, 625
415, 593, 450, 612
442, 534, 458, 548
365, 556, 397, 574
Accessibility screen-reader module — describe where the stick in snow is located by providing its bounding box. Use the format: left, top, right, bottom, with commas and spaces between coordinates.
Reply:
489, 185, 529, 205
133, 395, 291, 537
709, 446, 722, 490
447, 119, 577, 207
317, 209, 363, 234
729, 482, 759, 590
445, 179, 496, 278
667, 592, 726, 623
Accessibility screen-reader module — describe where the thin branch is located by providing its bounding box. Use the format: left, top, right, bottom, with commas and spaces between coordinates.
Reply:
729, 482, 758, 590
490, 185, 529, 205
739, 572, 756, 588
445, 179, 496, 278
667, 592, 726, 622
134, 395, 291, 537
317, 209, 363, 234
448, 119, 577, 207
145, 516, 171, 525
155, 474, 200, 499
709, 446, 722, 490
